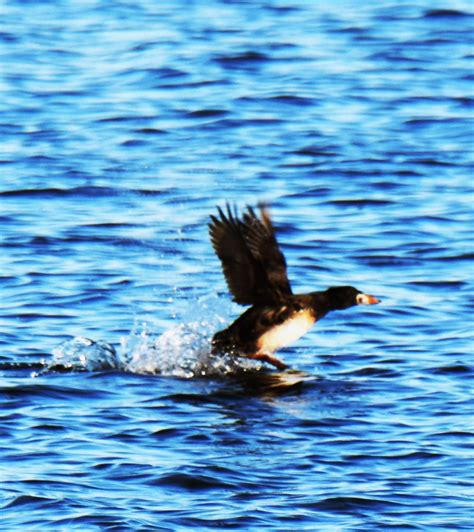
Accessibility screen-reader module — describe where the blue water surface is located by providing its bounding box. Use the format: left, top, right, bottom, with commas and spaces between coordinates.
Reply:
1, 0, 473, 530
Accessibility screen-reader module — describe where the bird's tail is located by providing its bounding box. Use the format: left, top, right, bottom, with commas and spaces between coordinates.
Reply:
211, 328, 233, 355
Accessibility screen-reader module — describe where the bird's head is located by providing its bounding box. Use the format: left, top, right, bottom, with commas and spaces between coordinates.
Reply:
325, 286, 381, 310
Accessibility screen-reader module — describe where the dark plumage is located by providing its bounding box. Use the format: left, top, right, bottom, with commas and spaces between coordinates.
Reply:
209, 204, 380, 369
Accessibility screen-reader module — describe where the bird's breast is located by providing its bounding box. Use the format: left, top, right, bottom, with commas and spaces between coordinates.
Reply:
256, 309, 316, 353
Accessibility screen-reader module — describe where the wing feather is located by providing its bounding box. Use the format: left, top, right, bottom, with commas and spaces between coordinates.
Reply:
209, 203, 292, 305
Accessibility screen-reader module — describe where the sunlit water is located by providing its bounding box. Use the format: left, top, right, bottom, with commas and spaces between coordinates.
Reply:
1, 1, 473, 530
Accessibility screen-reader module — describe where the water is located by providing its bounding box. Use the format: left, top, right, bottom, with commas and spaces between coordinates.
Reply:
1, 0, 473, 529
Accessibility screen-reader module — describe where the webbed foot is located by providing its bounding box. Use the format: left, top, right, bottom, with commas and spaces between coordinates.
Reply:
245, 352, 288, 370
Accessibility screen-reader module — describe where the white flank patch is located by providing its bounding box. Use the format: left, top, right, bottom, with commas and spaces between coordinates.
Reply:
257, 310, 316, 353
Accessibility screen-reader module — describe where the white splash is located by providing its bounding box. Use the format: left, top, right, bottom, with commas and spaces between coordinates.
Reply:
118, 320, 252, 378
51, 336, 119, 372
49, 299, 261, 378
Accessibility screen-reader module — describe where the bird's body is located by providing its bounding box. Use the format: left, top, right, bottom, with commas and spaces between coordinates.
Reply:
209, 204, 380, 369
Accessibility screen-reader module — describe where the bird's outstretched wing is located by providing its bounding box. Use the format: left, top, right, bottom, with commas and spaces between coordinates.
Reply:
209, 203, 292, 305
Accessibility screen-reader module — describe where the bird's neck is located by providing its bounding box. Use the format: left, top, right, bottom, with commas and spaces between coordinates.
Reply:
308, 291, 334, 316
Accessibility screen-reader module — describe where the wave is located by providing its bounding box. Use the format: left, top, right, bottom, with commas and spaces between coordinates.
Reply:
0, 186, 167, 199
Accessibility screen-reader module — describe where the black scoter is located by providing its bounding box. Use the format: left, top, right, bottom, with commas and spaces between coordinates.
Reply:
209, 204, 380, 369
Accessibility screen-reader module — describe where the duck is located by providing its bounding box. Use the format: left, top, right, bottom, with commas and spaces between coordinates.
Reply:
209, 203, 380, 370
